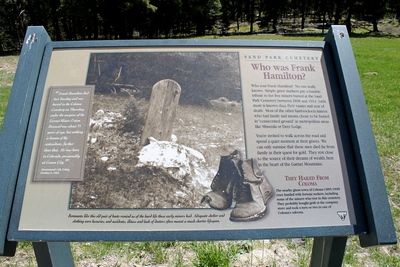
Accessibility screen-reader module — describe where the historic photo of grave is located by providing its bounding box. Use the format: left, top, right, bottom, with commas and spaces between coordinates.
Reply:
69, 52, 257, 214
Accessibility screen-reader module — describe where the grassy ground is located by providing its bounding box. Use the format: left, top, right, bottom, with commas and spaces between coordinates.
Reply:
0, 55, 18, 130
1, 32, 400, 266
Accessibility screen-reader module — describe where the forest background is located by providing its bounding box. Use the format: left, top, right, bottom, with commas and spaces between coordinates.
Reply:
1, 0, 400, 51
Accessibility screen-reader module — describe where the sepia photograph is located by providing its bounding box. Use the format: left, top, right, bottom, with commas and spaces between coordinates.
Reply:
69, 51, 247, 210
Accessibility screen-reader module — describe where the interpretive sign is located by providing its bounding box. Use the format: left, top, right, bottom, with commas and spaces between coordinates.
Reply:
2, 27, 395, 257
11, 46, 355, 236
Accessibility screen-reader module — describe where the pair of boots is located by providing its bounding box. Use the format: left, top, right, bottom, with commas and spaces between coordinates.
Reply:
201, 150, 273, 222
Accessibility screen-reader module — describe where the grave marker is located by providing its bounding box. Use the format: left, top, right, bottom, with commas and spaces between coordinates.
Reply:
140, 79, 181, 145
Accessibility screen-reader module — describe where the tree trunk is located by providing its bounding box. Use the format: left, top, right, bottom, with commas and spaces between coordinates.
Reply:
301, 0, 307, 29
50, 0, 61, 40
249, 0, 255, 33
345, 11, 352, 33
272, 16, 278, 33
372, 18, 379, 32
333, 2, 342, 25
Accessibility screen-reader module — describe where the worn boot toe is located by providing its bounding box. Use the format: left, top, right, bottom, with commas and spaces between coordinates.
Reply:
201, 190, 232, 210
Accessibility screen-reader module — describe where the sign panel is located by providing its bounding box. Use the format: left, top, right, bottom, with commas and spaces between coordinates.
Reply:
9, 44, 361, 240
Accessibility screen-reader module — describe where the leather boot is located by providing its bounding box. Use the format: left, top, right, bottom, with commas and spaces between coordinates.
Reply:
230, 158, 273, 222
201, 150, 242, 210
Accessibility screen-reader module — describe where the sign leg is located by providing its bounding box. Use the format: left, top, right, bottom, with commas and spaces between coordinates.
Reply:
33, 242, 74, 267
1, 241, 17, 256
310, 236, 347, 267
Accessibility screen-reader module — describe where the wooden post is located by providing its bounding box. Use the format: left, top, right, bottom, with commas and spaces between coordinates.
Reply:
140, 79, 181, 146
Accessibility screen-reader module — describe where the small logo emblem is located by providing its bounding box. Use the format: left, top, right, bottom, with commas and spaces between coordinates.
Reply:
337, 211, 347, 221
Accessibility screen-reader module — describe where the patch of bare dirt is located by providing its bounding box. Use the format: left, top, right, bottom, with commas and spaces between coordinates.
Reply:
0, 56, 18, 74
0, 55, 18, 87
379, 22, 400, 35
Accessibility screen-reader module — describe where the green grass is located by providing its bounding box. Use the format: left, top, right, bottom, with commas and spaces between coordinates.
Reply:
351, 39, 400, 267
1, 35, 400, 266
0, 55, 17, 130
352, 37, 400, 157
0, 83, 11, 130
191, 241, 239, 267
350, 40, 400, 266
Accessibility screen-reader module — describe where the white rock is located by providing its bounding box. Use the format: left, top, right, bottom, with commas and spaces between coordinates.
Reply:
136, 138, 210, 187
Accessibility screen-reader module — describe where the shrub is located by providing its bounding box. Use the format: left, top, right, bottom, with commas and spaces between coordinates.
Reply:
120, 98, 147, 135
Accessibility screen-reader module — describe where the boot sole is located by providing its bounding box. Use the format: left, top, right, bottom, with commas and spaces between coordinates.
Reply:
229, 206, 267, 222
229, 193, 273, 222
